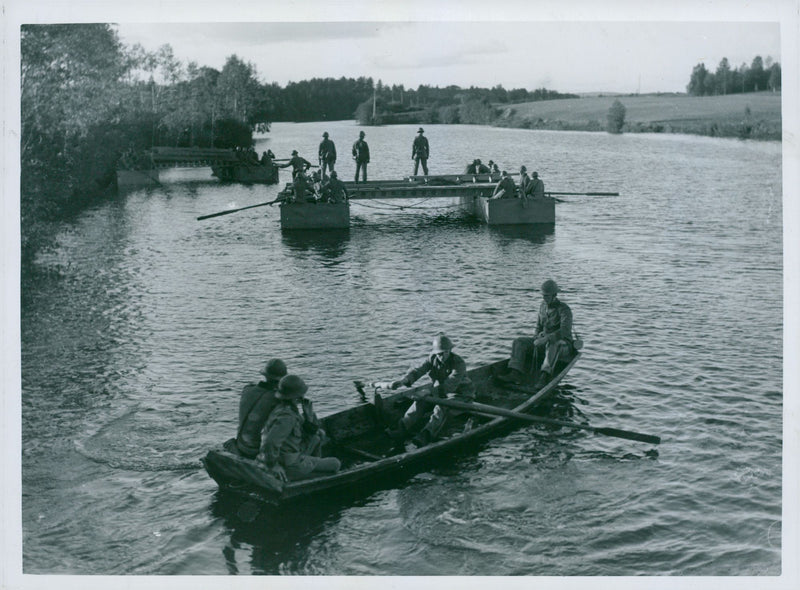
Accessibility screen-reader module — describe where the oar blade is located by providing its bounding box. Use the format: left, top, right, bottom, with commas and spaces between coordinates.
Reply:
593, 427, 661, 445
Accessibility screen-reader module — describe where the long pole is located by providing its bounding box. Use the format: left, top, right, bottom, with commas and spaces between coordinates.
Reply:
412, 394, 660, 444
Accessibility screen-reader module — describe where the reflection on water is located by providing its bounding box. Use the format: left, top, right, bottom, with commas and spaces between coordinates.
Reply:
211, 491, 349, 575
281, 228, 351, 259
487, 223, 555, 244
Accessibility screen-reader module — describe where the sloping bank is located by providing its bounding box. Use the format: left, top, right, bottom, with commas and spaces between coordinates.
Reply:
491, 92, 781, 140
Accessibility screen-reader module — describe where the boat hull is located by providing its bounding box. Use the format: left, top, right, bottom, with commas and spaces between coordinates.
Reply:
279, 202, 351, 230
202, 353, 580, 504
211, 163, 279, 184
465, 195, 556, 225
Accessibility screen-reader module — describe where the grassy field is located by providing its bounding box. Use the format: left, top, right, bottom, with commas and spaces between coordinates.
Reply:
495, 92, 782, 139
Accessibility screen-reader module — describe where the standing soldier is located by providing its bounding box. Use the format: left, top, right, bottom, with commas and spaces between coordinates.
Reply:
318, 132, 337, 178
352, 131, 370, 183
412, 127, 430, 176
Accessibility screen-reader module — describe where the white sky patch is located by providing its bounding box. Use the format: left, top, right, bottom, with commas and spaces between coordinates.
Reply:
113, 20, 781, 93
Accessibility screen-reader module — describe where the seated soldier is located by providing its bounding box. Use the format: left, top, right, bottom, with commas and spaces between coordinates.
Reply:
498, 279, 575, 388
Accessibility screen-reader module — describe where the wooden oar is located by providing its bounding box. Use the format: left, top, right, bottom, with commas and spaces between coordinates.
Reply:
547, 191, 619, 196
196, 197, 285, 220
409, 393, 660, 445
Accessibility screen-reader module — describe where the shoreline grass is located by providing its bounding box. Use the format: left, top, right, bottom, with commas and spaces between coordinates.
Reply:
493, 91, 781, 140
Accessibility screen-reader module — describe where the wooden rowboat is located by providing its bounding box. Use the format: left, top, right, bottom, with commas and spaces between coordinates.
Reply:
202, 354, 581, 504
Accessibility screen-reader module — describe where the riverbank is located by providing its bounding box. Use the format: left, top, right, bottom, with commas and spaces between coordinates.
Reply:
493, 91, 782, 140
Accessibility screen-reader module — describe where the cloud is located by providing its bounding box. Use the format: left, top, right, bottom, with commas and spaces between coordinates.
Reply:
371, 39, 507, 71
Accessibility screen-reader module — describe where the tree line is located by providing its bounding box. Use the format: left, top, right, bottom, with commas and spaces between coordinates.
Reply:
686, 55, 781, 96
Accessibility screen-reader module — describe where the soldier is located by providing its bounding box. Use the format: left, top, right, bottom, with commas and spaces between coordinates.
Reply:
352, 130, 370, 183
518, 165, 531, 196
498, 279, 575, 388
279, 150, 312, 179
257, 375, 341, 481
527, 171, 545, 198
318, 132, 337, 178
412, 127, 430, 176
320, 171, 349, 204
385, 333, 476, 447
491, 171, 517, 199
235, 359, 287, 459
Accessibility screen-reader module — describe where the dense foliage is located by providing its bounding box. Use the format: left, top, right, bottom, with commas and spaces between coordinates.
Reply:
686, 55, 780, 96
606, 99, 626, 134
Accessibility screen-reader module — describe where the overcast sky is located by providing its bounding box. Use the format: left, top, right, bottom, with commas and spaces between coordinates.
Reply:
114, 20, 781, 94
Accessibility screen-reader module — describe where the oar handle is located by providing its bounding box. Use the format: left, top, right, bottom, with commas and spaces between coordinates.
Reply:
547, 192, 619, 196
196, 198, 284, 220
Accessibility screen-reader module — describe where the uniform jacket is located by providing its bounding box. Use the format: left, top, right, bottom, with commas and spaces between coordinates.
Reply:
535, 298, 573, 344
259, 402, 304, 467
412, 135, 430, 159
321, 177, 348, 202
319, 138, 337, 163
237, 380, 278, 457
352, 139, 370, 163
494, 176, 517, 197
401, 352, 471, 395
527, 177, 545, 198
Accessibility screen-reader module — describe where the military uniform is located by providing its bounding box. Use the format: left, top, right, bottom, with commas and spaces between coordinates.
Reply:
321, 176, 349, 203
412, 132, 430, 175
399, 352, 476, 438
236, 380, 278, 458
509, 297, 574, 376
318, 137, 337, 177
352, 136, 370, 182
258, 401, 339, 480
527, 176, 545, 198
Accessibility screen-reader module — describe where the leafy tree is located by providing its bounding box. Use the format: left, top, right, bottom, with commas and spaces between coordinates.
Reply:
21, 24, 131, 260
687, 63, 709, 96
607, 99, 626, 133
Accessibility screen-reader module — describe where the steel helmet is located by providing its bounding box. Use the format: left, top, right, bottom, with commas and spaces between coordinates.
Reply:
330, 170, 338, 178
260, 358, 287, 380
323, 132, 329, 138
359, 131, 365, 137
276, 374, 308, 400
520, 165, 527, 173
541, 279, 559, 295
418, 127, 425, 134
291, 149, 298, 155
431, 333, 454, 354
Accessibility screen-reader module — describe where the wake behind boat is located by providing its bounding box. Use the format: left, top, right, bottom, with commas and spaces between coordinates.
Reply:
202, 354, 581, 504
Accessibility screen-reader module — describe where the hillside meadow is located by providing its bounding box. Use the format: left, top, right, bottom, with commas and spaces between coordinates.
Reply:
494, 92, 782, 140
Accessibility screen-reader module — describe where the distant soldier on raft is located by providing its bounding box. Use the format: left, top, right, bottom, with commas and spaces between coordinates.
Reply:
412, 127, 430, 176
278, 149, 312, 180
526, 171, 545, 199
320, 171, 349, 204
352, 130, 370, 183
491, 171, 517, 199
318, 132, 337, 178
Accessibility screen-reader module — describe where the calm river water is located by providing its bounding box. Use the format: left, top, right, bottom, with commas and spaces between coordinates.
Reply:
20, 122, 783, 577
